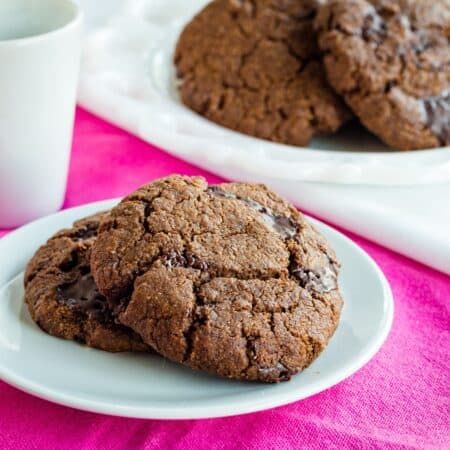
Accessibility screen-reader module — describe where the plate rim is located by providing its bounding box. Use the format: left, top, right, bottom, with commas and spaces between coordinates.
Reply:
0, 199, 394, 419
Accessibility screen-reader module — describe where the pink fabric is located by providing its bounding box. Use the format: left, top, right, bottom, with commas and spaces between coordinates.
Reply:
1, 109, 449, 449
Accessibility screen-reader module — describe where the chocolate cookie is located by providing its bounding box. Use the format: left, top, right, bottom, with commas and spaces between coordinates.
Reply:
315, 0, 450, 150
174, 0, 351, 146
91, 176, 343, 382
24, 212, 148, 353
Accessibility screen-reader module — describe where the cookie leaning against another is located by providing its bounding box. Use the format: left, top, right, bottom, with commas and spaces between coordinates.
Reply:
91, 175, 343, 383
174, 0, 351, 146
315, 0, 450, 151
24, 212, 149, 353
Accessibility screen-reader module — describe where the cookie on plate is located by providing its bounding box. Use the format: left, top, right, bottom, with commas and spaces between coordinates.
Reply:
24, 212, 149, 353
91, 176, 343, 382
315, 0, 450, 150
174, 0, 351, 146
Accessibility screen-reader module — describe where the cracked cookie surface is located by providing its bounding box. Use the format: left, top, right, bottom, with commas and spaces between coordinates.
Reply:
24, 212, 149, 353
174, 0, 351, 146
91, 176, 343, 382
315, 0, 450, 150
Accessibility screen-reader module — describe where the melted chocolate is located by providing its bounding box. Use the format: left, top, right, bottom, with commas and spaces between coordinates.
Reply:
207, 186, 298, 239
290, 265, 338, 293
161, 251, 208, 271
423, 92, 450, 144
257, 363, 292, 381
56, 273, 111, 322
362, 12, 387, 43
71, 224, 98, 241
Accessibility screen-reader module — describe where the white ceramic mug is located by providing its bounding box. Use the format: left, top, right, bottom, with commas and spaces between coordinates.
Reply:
0, 0, 83, 228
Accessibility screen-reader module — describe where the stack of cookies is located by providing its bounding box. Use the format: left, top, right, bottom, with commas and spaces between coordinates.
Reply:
25, 176, 343, 383
175, 0, 450, 151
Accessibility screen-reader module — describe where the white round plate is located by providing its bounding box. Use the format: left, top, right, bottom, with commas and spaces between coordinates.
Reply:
0, 199, 393, 419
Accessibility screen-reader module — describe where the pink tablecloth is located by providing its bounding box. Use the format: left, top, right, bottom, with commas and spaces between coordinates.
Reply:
1, 109, 449, 449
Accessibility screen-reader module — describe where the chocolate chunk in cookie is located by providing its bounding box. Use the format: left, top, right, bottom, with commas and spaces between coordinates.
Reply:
315, 0, 450, 150
91, 176, 343, 382
175, 0, 351, 146
24, 212, 149, 353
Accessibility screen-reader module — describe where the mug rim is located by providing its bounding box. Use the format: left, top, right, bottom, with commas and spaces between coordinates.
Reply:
0, 0, 83, 46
